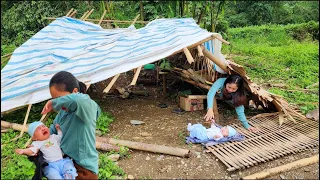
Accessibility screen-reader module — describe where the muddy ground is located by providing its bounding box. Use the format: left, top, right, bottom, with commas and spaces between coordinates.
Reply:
92, 85, 319, 179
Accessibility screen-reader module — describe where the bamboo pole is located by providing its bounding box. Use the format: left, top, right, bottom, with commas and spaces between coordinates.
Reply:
201, 45, 228, 73
69, 10, 77, 17
103, 74, 121, 93
1, 120, 190, 157
10, 104, 32, 142
99, 137, 190, 157
83, 9, 94, 21
98, 10, 107, 25
130, 66, 142, 86
212, 34, 230, 45
213, 97, 220, 121
197, 45, 204, 57
65, 8, 74, 17
80, 11, 89, 20
242, 154, 319, 180
45, 17, 149, 24
1, 53, 12, 59
131, 14, 140, 26
183, 48, 194, 64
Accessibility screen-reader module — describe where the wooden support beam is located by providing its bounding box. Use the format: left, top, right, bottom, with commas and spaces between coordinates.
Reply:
69, 10, 77, 17
1, 53, 13, 59
213, 97, 220, 121
131, 14, 140, 26
65, 8, 74, 17
83, 9, 94, 21
80, 11, 89, 20
130, 66, 142, 86
201, 45, 228, 73
98, 10, 107, 25
242, 154, 319, 180
103, 74, 121, 93
11, 104, 32, 142
183, 48, 194, 64
197, 45, 204, 57
212, 34, 230, 45
45, 17, 149, 24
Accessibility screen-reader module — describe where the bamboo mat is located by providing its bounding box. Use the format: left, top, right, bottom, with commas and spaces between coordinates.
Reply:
206, 114, 319, 171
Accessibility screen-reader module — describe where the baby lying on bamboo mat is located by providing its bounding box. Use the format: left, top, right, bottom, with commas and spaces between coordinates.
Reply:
185, 123, 245, 145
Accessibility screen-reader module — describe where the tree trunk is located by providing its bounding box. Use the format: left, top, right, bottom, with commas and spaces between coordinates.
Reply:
211, 1, 215, 32
197, 1, 207, 25
139, 1, 144, 21
185, 0, 188, 17
192, 2, 197, 19
180, 0, 184, 17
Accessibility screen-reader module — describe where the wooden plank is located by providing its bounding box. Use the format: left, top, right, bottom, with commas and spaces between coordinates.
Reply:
98, 10, 107, 25
129, 66, 142, 86
66, 8, 74, 17
103, 74, 121, 93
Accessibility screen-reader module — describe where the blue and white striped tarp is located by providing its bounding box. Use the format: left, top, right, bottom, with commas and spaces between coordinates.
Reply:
1, 17, 216, 112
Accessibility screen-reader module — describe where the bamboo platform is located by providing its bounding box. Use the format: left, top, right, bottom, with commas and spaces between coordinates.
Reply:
206, 114, 319, 172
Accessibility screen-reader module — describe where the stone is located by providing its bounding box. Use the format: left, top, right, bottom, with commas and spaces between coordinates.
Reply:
156, 155, 164, 161
130, 120, 145, 125
146, 156, 150, 160
107, 154, 120, 162
95, 130, 102, 136
231, 174, 237, 178
127, 174, 134, 179
280, 175, 285, 179
239, 172, 242, 176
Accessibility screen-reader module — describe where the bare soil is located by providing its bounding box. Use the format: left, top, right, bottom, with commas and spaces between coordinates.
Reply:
92, 85, 319, 179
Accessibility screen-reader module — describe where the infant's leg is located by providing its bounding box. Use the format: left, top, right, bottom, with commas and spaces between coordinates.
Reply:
43, 165, 63, 179
62, 158, 78, 179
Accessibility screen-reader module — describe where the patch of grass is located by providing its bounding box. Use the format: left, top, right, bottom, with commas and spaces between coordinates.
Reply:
224, 22, 319, 114
98, 152, 125, 179
96, 111, 114, 136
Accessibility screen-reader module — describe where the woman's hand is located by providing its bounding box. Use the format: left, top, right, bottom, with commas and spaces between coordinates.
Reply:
41, 100, 53, 114
248, 126, 259, 132
204, 109, 215, 123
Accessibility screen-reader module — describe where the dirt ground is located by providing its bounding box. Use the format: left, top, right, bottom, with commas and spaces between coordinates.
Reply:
93, 85, 319, 179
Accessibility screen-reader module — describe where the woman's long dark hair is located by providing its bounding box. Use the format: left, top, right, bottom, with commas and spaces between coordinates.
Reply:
49, 71, 87, 94
223, 74, 246, 107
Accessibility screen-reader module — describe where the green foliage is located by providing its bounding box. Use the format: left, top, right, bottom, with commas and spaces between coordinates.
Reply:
1, 131, 35, 179
96, 111, 114, 136
224, 22, 319, 113
98, 153, 125, 179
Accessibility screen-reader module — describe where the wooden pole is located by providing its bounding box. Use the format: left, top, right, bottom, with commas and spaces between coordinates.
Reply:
65, 8, 74, 17
69, 10, 77, 17
45, 17, 149, 24
1, 120, 190, 157
1, 53, 13, 59
197, 45, 204, 57
130, 66, 142, 86
80, 11, 89, 20
103, 74, 121, 93
242, 154, 319, 180
212, 34, 230, 45
10, 104, 32, 142
98, 10, 107, 25
201, 45, 228, 73
213, 97, 220, 121
83, 9, 94, 21
183, 48, 194, 64
131, 14, 140, 26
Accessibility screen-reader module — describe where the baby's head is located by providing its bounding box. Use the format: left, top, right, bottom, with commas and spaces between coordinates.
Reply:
220, 126, 237, 137
28, 121, 50, 141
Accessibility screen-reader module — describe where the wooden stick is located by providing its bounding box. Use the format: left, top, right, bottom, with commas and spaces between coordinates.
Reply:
45, 17, 149, 24
80, 11, 89, 20
212, 34, 230, 45
1, 120, 190, 157
98, 10, 107, 25
213, 97, 220, 121
183, 48, 194, 64
131, 14, 140, 26
242, 154, 319, 180
197, 45, 204, 57
201, 45, 228, 73
65, 8, 74, 17
129, 66, 142, 86
83, 9, 94, 21
1, 53, 13, 59
103, 74, 121, 93
11, 104, 32, 142
70, 10, 77, 17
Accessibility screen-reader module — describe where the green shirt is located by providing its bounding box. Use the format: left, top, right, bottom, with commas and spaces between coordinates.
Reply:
49, 93, 101, 174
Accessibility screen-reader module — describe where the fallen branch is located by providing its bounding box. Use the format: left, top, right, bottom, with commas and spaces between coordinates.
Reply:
242, 154, 319, 180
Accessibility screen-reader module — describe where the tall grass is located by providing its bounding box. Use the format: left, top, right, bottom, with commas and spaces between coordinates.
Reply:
223, 22, 319, 113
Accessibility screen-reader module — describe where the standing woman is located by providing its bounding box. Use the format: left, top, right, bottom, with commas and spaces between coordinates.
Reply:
205, 74, 258, 132
41, 71, 101, 179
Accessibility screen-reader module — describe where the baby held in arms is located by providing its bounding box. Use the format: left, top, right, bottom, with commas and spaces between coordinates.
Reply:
187, 123, 237, 141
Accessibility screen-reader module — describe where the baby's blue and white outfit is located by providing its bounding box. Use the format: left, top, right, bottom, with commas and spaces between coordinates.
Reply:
28, 121, 78, 179
187, 123, 237, 141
